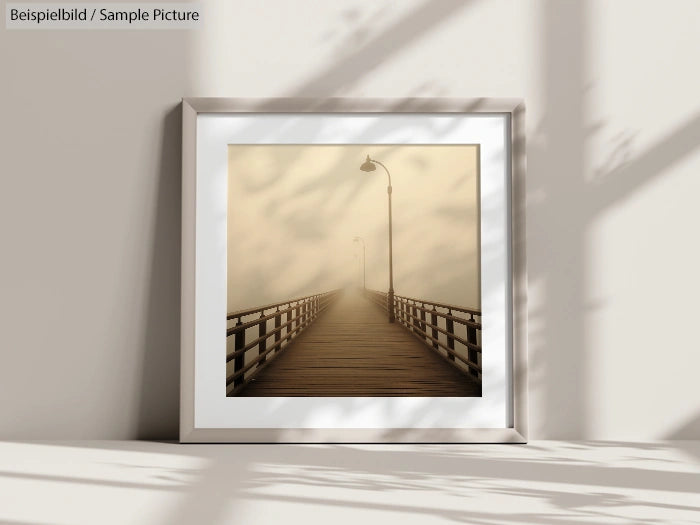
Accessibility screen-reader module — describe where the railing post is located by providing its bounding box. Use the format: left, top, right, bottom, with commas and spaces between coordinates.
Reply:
233, 317, 245, 387
431, 308, 439, 350
295, 303, 300, 333
286, 306, 292, 343
274, 307, 281, 353
420, 304, 427, 338
258, 311, 267, 366
446, 310, 455, 361
467, 314, 479, 376
412, 304, 419, 332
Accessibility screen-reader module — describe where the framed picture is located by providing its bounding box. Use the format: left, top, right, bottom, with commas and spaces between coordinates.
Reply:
181, 98, 527, 443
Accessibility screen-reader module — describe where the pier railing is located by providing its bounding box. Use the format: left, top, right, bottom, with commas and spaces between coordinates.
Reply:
226, 289, 341, 395
365, 289, 482, 378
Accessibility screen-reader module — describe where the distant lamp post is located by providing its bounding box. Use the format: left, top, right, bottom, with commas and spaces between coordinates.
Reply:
353, 236, 366, 290
359, 155, 395, 323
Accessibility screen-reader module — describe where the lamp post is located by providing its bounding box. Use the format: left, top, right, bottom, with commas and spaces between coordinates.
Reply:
353, 236, 366, 290
359, 155, 395, 323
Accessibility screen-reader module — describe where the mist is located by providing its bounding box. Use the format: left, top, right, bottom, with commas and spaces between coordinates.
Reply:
227, 144, 480, 312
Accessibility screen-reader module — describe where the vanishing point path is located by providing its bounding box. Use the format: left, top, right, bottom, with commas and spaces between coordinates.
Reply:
240, 290, 482, 396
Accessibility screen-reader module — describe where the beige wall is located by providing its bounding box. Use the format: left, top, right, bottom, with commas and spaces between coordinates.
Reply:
1, 0, 698, 440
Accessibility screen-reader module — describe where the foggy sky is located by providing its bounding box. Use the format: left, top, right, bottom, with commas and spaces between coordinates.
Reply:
227, 144, 480, 312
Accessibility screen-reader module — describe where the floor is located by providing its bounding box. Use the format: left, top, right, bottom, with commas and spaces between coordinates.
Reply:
0, 441, 698, 524
240, 291, 481, 396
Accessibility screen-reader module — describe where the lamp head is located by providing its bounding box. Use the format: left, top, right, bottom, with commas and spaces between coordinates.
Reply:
359, 155, 376, 172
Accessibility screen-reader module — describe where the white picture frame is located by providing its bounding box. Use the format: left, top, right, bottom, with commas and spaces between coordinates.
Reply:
181, 98, 527, 443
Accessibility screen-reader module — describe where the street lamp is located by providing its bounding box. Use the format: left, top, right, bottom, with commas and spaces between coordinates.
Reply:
359, 155, 395, 323
353, 236, 366, 290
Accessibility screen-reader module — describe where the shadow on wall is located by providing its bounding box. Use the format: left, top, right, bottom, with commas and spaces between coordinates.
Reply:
528, 0, 700, 439
527, 0, 590, 440
137, 105, 182, 440
668, 411, 700, 441
285, 0, 479, 97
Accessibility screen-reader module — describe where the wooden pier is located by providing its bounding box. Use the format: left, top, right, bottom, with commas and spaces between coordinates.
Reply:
236, 290, 482, 397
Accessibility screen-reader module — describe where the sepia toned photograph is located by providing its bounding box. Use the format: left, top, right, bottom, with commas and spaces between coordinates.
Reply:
225, 144, 482, 397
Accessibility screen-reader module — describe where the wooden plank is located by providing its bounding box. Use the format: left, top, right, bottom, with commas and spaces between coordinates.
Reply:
238, 290, 482, 397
